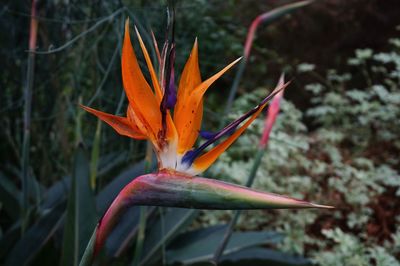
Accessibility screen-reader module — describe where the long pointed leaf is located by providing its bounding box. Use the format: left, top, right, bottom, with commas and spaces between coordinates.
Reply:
60, 145, 97, 266
139, 208, 198, 265
0, 171, 21, 220
5, 202, 66, 266
166, 225, 283, 264
221, 247, 311, 266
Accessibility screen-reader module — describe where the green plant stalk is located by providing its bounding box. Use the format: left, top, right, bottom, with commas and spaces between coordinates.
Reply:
212, 74, 285, 263
222, 57, 247, 122
60, 145, 97, 266
79, 229, 96, 266
131, 206, 147, 266
159, 207, 166, 266
212, 148, 264, 264
222, 0, 313, 121
21, 0, 39, 233
132, 141, 153, 266
76, 97, 84, 144
90, 120, 102, 189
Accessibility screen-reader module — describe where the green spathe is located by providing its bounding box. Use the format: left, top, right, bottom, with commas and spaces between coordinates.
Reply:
80, 171, 332, 266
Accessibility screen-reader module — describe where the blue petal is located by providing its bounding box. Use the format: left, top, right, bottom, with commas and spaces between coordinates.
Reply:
181, 84, 286, 166
199, 130, 217, 140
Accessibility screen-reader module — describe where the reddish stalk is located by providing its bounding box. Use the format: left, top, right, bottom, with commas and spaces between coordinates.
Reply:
21, 0, 39, 233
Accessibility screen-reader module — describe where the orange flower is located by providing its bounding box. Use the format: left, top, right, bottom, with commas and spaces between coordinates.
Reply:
82, 20, 287, 176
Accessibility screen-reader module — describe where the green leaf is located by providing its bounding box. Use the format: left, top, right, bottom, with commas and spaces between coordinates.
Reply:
220, 247, 311, 266
166, 225, 283, 265
0, 171, 21, 220
0, 222, 20, 261
5, 202, 66, 266
139, 208, 199, 265
60, 145, 97, 266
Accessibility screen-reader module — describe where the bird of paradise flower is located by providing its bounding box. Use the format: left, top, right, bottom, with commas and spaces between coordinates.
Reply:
79, 19, 332, 265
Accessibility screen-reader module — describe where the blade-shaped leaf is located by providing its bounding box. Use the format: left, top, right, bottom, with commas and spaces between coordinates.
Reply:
60, 145, 97, 266
0, 171, 21, 220
106, 205, 141, 256
5, 202, 66, 266
221, 247, 311, 266
0, 222, 20, 261
139, 208, 198, 265
110, 206, 157, 257
166, 225, 283, 264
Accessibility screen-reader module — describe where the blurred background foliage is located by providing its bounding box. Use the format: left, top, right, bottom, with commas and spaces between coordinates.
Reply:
1, 0, 400, 265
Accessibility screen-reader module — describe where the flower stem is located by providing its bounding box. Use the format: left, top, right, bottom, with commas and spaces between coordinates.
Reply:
221, 0, 313, 122
131, 206, 147, 266
212, 148, 264, 264
131, 142, 153, 266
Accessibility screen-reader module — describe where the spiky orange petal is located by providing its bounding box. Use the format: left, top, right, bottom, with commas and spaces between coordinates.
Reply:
174, 57, 241, 154
126, 105, 148, 136
192, 81, 288, 173
122, 19, 161, 142
134, 26, 178, 143
81, 105, 146, 139
134, 26, 163, 102
191, 103, 265, 173
174, 39, 203, 154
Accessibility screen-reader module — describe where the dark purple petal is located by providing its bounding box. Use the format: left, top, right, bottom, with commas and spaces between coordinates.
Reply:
165, 46, 176, 109
160, 45, 176, 139
199, 130, 216, 140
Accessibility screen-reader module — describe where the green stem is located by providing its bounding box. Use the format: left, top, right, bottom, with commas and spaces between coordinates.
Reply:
90, 120, 102, 190
221, 58, 248, 123
132, 141, 153, 265
159, 207, 166, 266
131, 206, 147, 266
212, 148, 264, 264
79, 229, 97, 266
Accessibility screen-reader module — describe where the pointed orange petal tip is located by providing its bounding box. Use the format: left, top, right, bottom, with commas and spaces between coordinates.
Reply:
80, 104, 146, 140
121, 17, 162, 140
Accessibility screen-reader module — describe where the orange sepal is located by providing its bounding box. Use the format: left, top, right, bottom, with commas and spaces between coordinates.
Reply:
122, 19, 161, 141
81, 105, 147, 140
174, 39, 203, 154
134, 26, 178, 143
174, 57, 241, 154
192, 81, 289, 173
134, 26, 163, 102
127, 105, 148, 136
192, 103, 265, 173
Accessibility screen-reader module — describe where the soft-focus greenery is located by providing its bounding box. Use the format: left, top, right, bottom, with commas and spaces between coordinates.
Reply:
1, 0, 399, 265
205, 36, 400, 266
